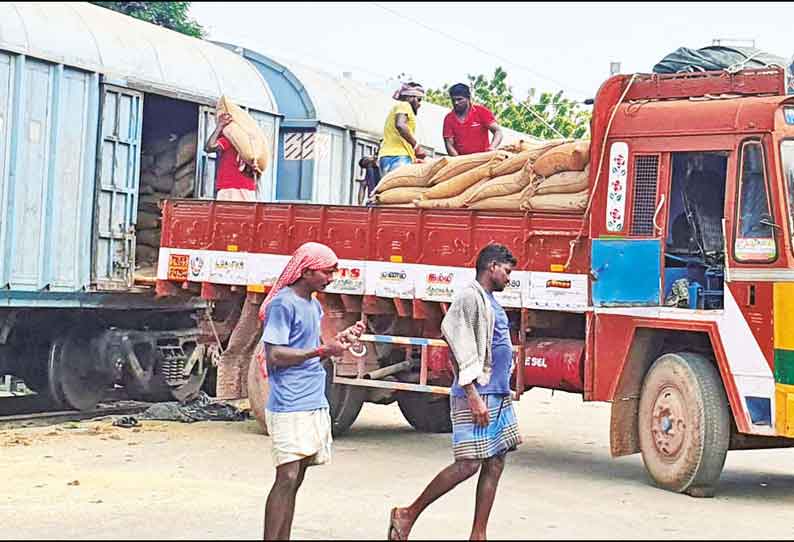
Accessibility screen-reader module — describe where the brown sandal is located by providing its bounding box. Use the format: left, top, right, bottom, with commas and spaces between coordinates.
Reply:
387, 507, 408, 541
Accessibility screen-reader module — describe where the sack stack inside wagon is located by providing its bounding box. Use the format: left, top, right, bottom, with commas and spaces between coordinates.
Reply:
134, 129, 198, 282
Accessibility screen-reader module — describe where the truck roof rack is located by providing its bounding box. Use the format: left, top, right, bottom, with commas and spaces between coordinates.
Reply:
624, 67, 786, 101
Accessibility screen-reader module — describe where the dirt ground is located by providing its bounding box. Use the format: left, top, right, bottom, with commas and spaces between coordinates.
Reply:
2, 389, 793, 540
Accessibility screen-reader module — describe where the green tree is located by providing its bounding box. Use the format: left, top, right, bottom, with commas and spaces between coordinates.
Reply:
90, 2, 205, 38
426, 67, 591, 140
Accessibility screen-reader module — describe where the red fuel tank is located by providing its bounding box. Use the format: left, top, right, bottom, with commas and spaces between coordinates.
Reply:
520, 338, 585, 392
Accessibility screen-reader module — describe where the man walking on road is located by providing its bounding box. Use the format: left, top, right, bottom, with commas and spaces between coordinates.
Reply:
443, 83, 503, 156
387, 243, 522, 541
258, 242, 365, 540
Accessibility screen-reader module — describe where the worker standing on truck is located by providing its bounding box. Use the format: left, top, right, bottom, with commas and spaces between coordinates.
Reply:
378, 82, 426, 175
442, 83, 503, 156
387, 243, 521, 541
258, 242, 365, 541
204, 112, 263, 400
204, 112, 258, 202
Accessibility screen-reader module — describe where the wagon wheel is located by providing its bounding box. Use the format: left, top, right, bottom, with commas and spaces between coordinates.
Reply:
48, 332, 112, 411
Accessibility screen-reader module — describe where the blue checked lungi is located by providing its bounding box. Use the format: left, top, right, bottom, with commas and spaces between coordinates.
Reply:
451, 394, 521, 460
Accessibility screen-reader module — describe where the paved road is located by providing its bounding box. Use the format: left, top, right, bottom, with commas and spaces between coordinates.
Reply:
1, 389, 793, 539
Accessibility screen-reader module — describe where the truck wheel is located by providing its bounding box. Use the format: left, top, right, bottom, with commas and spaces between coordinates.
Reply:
638, 352, 730, 497
323, 360, 365, 436
397, 392, 452, 433
247, 353, 269, 435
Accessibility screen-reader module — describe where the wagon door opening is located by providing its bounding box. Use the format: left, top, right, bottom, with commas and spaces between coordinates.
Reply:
133, 93, 200, 281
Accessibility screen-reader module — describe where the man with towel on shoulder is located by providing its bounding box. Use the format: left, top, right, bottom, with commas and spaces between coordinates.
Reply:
387, 243, 522, 541
378, 82, 427, 175
257, 242, 365, 540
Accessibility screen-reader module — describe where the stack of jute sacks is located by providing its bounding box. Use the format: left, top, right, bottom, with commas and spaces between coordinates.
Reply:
371, 139, 591, 212
136, 130, 198, 266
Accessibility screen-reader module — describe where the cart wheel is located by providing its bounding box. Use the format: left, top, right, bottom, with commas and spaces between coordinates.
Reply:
324, 360, 365, 436
247, 351, 269, 436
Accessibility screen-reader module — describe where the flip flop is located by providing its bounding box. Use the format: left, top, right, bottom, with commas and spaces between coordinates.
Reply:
112, 416, 139, 429
387, 507, 408, 541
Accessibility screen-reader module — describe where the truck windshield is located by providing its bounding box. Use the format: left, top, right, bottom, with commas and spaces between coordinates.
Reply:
782, 140, 794, 248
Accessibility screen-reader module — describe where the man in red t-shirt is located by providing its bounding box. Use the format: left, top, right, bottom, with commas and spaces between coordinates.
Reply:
204, 112, 258, 202
442, 83, 503, 156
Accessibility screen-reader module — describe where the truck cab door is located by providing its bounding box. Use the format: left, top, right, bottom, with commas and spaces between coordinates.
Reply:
592, 146, 665, 306
93, 84, 143, 290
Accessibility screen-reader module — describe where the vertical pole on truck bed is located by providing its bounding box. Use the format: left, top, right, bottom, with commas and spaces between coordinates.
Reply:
420, 345, 429, 386
516, 308, 528, 400
357, 312, 368, 378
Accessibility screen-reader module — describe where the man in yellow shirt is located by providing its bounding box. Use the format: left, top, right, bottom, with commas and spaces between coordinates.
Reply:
378, 82, 426, 174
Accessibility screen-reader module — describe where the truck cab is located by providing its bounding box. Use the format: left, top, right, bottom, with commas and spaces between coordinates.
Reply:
588, 68, 794, 314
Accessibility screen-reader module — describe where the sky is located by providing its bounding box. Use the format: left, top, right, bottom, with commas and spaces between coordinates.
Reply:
189, 2, 794, 104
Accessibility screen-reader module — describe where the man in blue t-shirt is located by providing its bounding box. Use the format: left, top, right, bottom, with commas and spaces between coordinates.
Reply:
258, 242, 364, 541
387, 244, 521, 541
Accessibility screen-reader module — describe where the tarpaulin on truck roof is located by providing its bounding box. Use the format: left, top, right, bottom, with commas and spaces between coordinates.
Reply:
652, 46, 787, 74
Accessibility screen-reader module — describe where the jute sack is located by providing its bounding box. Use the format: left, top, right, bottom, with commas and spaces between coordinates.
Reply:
499, 140, 534, 153
533, 140, 590, 177
135, 245, 158, 263
374, 186, 429, 205
140, 154, 155, 171
522, 188, 589, 212
465, 169, 532, 205
414, 178, 490, 208
139, 193, 164, 207
532, 165, 590, 197
429, 150, 508, 185
153, 148, 178, 177
137, 228, 161, 248
489, 150, 531, 177
172, 170, 195, 198
374, 159, 446, 194
468, 186, 530, 211
425, 160, 500, 199
175, 131, 198, 169
136, 210, 160, 230
141, 171, 174, 194
217, 95, 270, 175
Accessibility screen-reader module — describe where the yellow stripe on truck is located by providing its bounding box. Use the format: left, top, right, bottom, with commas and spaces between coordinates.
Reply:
774, 283, 794, 351
775, 383, 794, 438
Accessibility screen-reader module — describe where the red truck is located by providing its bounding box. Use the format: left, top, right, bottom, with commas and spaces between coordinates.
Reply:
156, 67, 794, 497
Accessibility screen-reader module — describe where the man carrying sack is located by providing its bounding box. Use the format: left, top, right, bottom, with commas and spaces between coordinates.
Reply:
257, 242, 365, 540
204, 111, 259, 202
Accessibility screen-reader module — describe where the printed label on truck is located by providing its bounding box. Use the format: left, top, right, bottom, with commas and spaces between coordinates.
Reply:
366, 262, 417, 299
325, 260, 365, 295
248, 254, 291, 286
525, 272, 589, 311
209, 254, 248, 284
417, 267, 475, 303
167, 253, 190, 281
492, 272, 527, 308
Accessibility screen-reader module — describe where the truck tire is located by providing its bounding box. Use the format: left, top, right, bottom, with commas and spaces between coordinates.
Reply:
323, 360, 365, 436
397, 392, 452, 433
638, 352, 730, 497
247, 353, 269, 436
